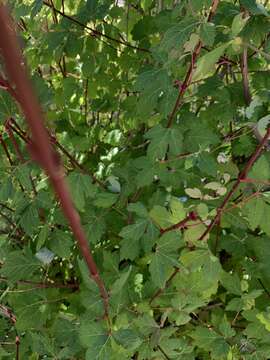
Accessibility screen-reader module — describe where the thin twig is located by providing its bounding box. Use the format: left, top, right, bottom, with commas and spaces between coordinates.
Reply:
84, 78, 88, 123
150, 268, 180, 304
0, 135, 13, 165
5, 119, 37, 195
167, 0, 220, 127
43, 1, 150, 53
240, 46, 251, 105
15, 336, 20, 360
258, 278, 270, 298
160, 211, 197, 234
157, 345, 171, 360
0, 277, 79, 289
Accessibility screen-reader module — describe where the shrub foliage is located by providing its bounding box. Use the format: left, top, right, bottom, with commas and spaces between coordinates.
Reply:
1, 0, 270, 359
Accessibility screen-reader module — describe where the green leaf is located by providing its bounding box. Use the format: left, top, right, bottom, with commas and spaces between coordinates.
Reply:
119, 219, 148, 260
1, 250, 41, 281
160, 18, 198, 52
240, 0, 269, 16
145, 125, 183, 160
80, 320, 112, 360
119, 219, 148, 240
135, 69, 173, 116
184, 121, 219, 151
220, 271, 242, 296
19, 203, 40, 235
249, 155, 270, 180
68, 172, 97, 211
113, 329, 142, 350
257, 309, 270, 332
200, 23, 216, 46
93, 193, 118, 208
149, 197, 186, 229
193, 43, 231, 81
31, 0, 43, 17
149, 231, 183, 288
190, 327, 230, 358
231, 13, 249, 36
243, 196, 265, 230
127, 202, 148, 218
110, 266, 132, 295
49, 229, 73, 258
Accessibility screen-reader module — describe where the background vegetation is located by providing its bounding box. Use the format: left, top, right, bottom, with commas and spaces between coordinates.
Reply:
1, 0, 270, 359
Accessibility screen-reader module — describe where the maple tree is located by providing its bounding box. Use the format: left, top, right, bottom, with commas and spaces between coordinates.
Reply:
0, 0, 270, 359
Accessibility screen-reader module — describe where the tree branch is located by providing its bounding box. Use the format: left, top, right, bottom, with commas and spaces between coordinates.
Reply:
199, 127, 270, 241
167, 0, 220, 128
160, 211, 197, 234
0, 5, 109, 318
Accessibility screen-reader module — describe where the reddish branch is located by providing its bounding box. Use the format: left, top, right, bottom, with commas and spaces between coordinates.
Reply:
0, 304, 16, 324
5, 121, 25, 163
4, 119, 37, 195
0, 304, 20, 359
0, 75, 20, 103
167, 0, 220, 128
160, 211, 197, 234
149, 212, 198, 303
0, 5, 109, 317
199, 127, 270, 241
150, 128, 270, 303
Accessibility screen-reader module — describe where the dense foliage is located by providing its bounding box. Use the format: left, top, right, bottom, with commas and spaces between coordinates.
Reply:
1, 0, 270, 358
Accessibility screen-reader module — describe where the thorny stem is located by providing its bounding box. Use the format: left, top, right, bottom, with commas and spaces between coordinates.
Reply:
167, 0, 220, 128
0, 5, 109, 318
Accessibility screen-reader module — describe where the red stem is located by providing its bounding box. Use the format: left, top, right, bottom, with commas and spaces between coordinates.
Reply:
160, 211, 197, 234
15, 336, 20, 360
0, 75, 20, 103
5, 120, 37, 195
167, 0, 220, 128
0, 5, 109, 317
199, 127, 270, 241
5, 122, 25, 162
